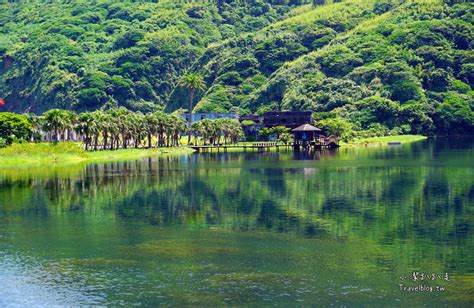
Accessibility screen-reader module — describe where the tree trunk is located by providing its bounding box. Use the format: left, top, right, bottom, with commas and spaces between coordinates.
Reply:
103, 132, 108, 150
122, 131, 127, 149
187, 90, 194, 145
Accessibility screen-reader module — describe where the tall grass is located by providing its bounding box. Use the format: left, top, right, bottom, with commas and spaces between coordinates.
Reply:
270, 0, 373, 28
281, 0, 444, 69
0, 142, 86, 157
342, 135, 428, 146
0, 142, 194, 167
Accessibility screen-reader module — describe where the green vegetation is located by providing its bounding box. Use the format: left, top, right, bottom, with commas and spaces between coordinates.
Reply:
191, 117, 243, 145
0, 141, 194, 166
180, 73, 207, 143
0, 0, 305, 113
341, 134, 428, 146
0, 111, 31, 145
0, 109, 245, 156
258, 125, 293, 143
0, 0, 472, 138
0, 139, 472, 305
185, 0, 473, 136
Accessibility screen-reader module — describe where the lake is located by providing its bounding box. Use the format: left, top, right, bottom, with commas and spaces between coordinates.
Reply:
0, 138, 473, 306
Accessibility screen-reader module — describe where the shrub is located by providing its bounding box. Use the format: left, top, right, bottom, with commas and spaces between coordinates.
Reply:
0, 113, 32, 145
241, 120, 256, 125
317, 117, 353, 141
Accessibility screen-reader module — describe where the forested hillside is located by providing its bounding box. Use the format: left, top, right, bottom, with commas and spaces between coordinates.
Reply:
1, 0, 473, 136
0, 0, 304, 112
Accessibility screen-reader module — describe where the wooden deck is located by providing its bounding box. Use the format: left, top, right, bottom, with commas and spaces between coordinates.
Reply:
190, 141, 339, 153
190, 143, 284, 152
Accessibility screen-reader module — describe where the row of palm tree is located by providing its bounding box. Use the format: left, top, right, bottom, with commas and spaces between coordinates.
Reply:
191, 118, 243, 146
26, 107, 243, 151
74, 108, 188, 151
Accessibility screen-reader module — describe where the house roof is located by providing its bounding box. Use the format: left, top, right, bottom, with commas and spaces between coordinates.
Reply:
292, 124, 322, 132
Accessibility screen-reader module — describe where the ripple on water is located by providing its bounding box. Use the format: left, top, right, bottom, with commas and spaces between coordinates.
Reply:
0, 253, 105, 306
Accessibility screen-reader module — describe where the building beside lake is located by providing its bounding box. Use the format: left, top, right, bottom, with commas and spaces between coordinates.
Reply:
262, 112, 313, 128
238, 111, 315, 141
239, 112, 313, 129
180, 112, 237, 123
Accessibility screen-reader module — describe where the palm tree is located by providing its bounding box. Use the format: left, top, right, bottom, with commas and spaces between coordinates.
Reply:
42, 109, 70, 142
217, 118, 239, 145
76, 112, 95, 150
107, 107, 132, 149
169, 114, 187, 146
24, 113, 43, 142
180, 73, 206, 144
130, 112, 146, 148
145, 112, 158, 148
94, 110, 110, 151
155, 110, 168, 147
64, 110, 78, 141
230, 124, 243, 144
191, 121, 203, 145
87, 110, 105, 151
197, 119, 216, 145
105, 109, 121, 150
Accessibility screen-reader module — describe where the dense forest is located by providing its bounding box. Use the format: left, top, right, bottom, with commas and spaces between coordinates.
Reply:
0, 0, 473, 137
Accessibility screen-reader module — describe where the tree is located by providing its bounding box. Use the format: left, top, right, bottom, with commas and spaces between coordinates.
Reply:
317, 117, 354, 142
278, 132, 293, 144
145, 112, 158, 148
42, 109, 73, 142
76, 112, 95, 150
313, 0, 326, 6
435, 92, 474, 134
168, 113, 187, 146
191, 121, 204, 145
24, 113, 43, 142
425, 68, 451, 92
352, 96, 401, 129
64, 110, 78, 141
180, 73, 206, 144
0, 113, 32, 145
154, 111, 168, 147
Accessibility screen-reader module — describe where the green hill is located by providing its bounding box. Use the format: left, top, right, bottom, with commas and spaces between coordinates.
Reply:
0, 0, 473, 135
0, 0, 301, 112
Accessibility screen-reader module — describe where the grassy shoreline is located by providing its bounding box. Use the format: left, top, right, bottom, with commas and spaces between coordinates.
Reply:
342, 135, 428, 147
0, 135, 427, 167
0, 142, 195, 166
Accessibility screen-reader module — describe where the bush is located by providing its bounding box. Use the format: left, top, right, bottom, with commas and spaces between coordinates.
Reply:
451, 79, 471, 94
258, 126, 290, 141
114, 29, 145, 49
317, 117, 354, 142
435, 92, 474, 133
0, 113, 32, 145
353, 96, 401, 128
241, 120, 256, 125
278, 132, 293, 144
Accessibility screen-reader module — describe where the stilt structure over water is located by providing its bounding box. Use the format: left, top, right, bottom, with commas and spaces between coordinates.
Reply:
292, 124, 339, 150
190, 143, 286, 153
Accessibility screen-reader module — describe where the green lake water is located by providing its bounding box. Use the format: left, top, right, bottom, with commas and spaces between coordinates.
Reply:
0, 138, 473, 306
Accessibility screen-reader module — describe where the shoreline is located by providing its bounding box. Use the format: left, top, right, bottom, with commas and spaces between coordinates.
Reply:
340, 135, 428, 147
0, 143, 195, 167
0, 135, 427, 168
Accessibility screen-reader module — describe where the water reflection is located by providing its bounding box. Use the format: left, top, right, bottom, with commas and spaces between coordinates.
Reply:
0, 138, 473, 306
